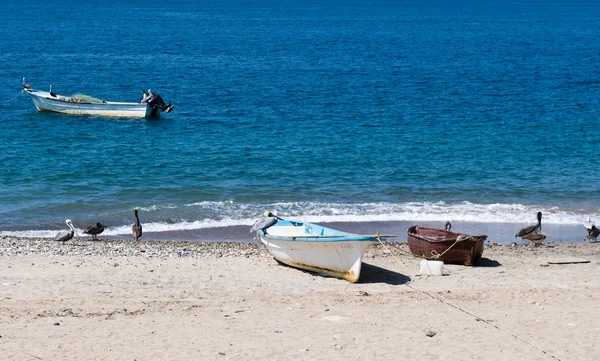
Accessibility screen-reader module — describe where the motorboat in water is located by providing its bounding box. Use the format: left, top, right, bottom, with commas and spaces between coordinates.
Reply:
23, 79, 174, 118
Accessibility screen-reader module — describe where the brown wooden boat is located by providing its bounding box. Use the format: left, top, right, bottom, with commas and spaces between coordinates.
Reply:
406, 225, 487, 266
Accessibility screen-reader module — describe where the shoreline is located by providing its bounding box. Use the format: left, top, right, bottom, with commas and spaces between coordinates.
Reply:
9, 220, 587, 244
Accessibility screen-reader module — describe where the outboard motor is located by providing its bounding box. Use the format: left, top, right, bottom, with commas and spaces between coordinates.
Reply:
142, 90, 174, 113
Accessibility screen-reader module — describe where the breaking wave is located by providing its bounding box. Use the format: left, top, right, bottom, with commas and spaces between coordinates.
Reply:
1, 201, 598, 238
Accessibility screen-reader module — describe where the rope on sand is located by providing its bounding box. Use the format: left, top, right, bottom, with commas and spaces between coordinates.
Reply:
375, 235, 413, 276
0, 89, 24, 108
374, 236, 563, 361
408, 286, 563, 361
17, 347, 43, 360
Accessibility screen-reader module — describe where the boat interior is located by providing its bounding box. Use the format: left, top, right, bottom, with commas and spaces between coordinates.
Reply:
266, 221, 347, 237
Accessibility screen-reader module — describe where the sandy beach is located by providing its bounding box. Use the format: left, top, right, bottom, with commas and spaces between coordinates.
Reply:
4, 1, 600, 361
1, 236, 599, 361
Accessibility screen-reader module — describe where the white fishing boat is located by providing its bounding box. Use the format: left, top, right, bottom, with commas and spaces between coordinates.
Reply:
23, 79, 173, 118
254, 217, 388, 283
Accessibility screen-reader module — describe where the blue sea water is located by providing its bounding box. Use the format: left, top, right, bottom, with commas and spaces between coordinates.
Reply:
0, 0, 599, 238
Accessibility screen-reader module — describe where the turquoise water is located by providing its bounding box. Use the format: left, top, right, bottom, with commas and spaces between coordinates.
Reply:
1, 0, 599, 237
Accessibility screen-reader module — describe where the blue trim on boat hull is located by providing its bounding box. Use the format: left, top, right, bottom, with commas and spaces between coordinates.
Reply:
259, 220, 378, 243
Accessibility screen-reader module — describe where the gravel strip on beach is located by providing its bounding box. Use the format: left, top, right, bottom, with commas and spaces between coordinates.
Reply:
2, 235, 599, 260
0, 236, 268, 259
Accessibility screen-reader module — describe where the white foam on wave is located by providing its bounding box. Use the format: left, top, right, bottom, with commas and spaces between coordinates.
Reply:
0, 229, 62, 238
0, 219, 254, 238
2, 201, 598, 237
224, 201, 598, 225
102, 218, 249, 236
136, 204, 179, 212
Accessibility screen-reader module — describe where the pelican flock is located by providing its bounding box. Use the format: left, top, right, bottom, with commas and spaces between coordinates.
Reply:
41, 208, 597, 246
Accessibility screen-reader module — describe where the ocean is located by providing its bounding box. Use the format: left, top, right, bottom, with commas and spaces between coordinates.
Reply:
0, 0, 599, 242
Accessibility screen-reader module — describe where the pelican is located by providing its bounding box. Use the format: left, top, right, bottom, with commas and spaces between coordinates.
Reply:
516, 211, 542, 238
132, 209, 142, 242
587, 225, 599, 242
54, 219, 75, 243
445, 221, 451, 231
22, 77, 31, 90
522, 232, 546, 246
522, 232, 546, 242
141, 89, 150, 103
83, 222, 105, 240
250, 211, 283, 233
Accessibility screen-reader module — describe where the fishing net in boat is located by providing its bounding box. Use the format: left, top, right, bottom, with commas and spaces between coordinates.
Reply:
70, 93, 104, 103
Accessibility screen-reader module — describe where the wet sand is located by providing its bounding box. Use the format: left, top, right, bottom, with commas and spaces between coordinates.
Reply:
1, 236, 599, 360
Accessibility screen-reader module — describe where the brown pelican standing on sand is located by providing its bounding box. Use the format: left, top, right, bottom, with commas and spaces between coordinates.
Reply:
54, 219, 75, 243
521, 232, 547, 244
132, 209, 142, 242
83, 222, 105, 240
586, 225, 599, 242
49, 85, 56, 97
583, 217, 600, 242
516, 212, 542, 239
585, 218, 599, 242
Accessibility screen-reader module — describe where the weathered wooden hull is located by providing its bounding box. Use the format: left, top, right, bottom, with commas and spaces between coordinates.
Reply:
26, 89, 154, 118
406, 226, 486, 266
258, 221, 378, 283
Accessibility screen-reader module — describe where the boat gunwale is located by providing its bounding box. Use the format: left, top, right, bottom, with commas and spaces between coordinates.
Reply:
26, 89, 146, 106
259, 220, 379, 243
406, 225, 487, 244
260, 233, 379, 243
